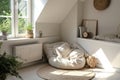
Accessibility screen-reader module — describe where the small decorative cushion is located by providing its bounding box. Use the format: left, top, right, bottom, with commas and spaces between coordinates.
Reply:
86, 56, 98, 68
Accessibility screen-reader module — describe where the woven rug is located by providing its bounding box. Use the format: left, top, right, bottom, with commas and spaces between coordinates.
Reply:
37, 64, 95, 80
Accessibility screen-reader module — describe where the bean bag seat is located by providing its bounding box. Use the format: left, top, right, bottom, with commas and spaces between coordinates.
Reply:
44, 42, 87, 69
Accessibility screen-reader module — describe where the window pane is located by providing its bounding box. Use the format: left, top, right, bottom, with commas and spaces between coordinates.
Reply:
0, 18, 12, 34
0, 0, 11, 16
18, 0, 28, 17
4, 18, 12, 34
18, 18, 27, 34
0, 0, 12, 36
18, 0, 28, 34
0, 17, 12, 35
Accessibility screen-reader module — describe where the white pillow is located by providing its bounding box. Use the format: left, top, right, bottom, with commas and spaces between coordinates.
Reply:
55, 43, 72, 58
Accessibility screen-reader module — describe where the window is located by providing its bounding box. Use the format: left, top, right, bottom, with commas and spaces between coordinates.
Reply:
0, 0, 12, 35
0, 0, 31, 38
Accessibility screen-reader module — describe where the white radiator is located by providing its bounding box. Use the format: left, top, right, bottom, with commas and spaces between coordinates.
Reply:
14, 43, 42, 64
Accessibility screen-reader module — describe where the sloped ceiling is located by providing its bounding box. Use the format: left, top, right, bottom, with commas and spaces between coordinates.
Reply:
37, 0, 78, 23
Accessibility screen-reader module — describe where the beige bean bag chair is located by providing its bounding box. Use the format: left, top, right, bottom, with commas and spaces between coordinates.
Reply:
44, 42, 88, 69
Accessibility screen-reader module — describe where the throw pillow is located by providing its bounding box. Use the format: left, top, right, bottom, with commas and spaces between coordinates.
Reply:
86, 56, 98, 68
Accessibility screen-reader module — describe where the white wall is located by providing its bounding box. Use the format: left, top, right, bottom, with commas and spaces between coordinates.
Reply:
76, 0, 120, 69
37, 0, 77, 23
77, 1, 84, 37
36, 23, 60, 38
77, 0, 84, 26
61, 3, 78, 43
61, 1, 83, 43
77, 38, 120, 68
83, 0, 120, 35
32, 0, 48, 38
35, 0, 78, 38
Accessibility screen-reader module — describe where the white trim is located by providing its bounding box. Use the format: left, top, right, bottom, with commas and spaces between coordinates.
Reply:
15, 0, 19, 37
11, 0, 15, 37
28, 0, 32, 23
16, 0, 32, 37
0, 0, 31, 38
0, 16, 12, 17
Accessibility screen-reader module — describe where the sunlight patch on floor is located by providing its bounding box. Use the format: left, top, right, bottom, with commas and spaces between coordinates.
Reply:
93, 48, 113, 70
95, 72, 115, 79
51, 69, 94, 77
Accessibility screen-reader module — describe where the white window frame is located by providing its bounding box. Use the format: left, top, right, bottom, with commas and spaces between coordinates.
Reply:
0, 0, 32, 38
15, 0, 32, 38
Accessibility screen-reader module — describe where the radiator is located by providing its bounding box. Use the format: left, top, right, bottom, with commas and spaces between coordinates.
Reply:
13, 43, 42, 64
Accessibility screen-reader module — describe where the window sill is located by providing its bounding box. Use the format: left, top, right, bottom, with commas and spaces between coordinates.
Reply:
8, 37, 30, 40
0, 37, 39, 42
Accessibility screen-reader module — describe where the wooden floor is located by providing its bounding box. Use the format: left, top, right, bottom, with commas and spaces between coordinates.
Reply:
7, 63, 120, 80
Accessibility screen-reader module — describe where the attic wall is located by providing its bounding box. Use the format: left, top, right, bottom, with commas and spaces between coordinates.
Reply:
32, 0, 48, 38
61, 1, 84, 43
61, 3, 78, 43
35, 0, 77, 38
36, 0, 77, 23
77, 38, 120, 68
36, 23, 60, 38
83, 0, 120, 35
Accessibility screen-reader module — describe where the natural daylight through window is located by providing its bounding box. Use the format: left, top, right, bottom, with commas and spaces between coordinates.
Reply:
0, 0, 31, 38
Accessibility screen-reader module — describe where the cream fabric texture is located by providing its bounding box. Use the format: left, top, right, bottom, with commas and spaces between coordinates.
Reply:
55, 43, 72, 58
44, 42, 86, 69
86, 56, 98, 68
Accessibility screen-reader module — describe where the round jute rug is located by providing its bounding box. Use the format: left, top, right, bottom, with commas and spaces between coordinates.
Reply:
37, 65, 95, 80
